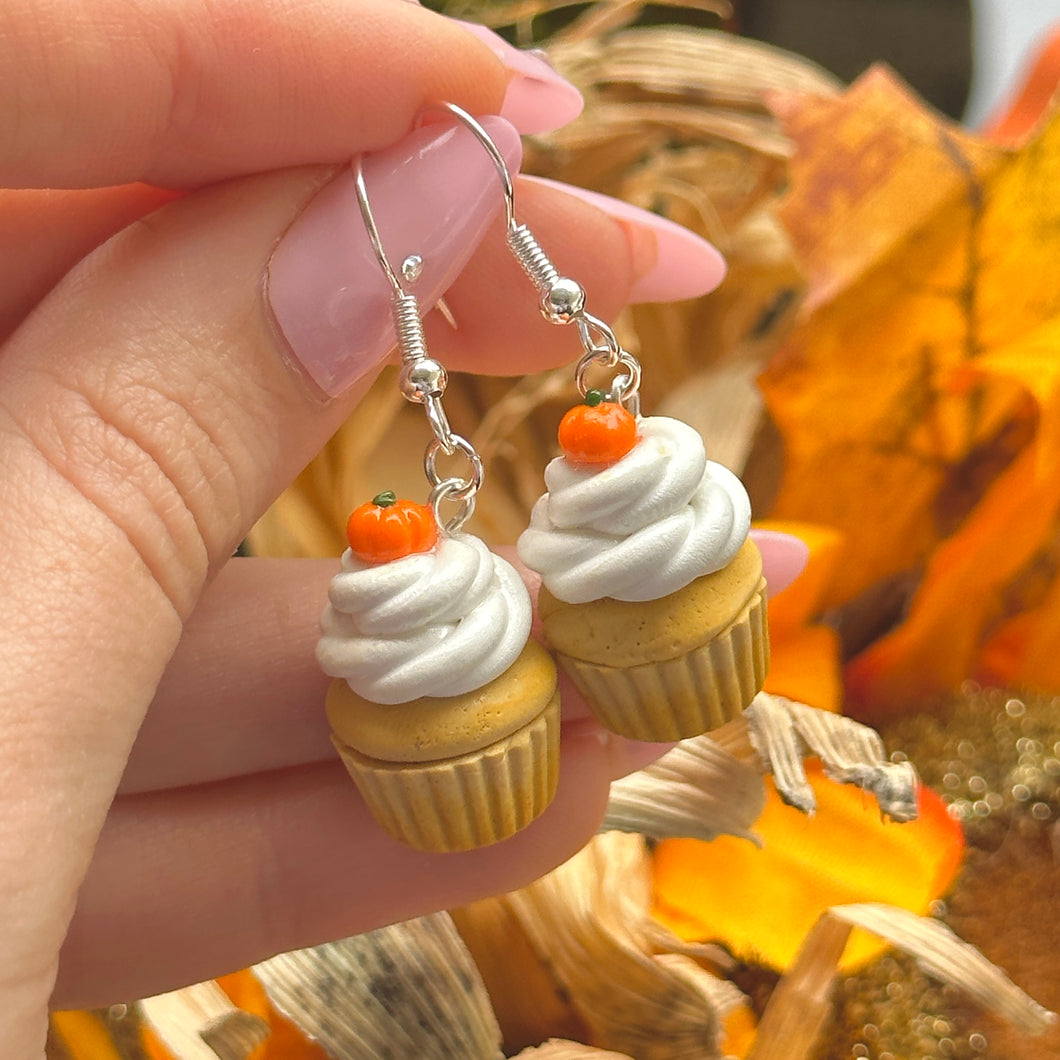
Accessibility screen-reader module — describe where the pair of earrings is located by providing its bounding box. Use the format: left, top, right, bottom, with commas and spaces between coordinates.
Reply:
316, 106, 770, 853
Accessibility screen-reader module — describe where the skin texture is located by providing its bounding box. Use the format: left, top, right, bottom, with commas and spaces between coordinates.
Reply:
0, 2, 805, 1056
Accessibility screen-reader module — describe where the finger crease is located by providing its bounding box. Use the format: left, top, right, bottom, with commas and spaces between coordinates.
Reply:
0, 380, 214, 620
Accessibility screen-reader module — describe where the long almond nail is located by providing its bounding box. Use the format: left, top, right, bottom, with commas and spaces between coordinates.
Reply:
267, 118, 523, 397
454, 22, 584, 134
522, 175, 728, 302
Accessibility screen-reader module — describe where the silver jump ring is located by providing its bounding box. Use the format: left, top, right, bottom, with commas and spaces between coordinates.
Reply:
424, 434, 484, 500
574, 348, 619, 395
429, 479, 477, 535
610, 370, 643, 418
575, 349, 643, 407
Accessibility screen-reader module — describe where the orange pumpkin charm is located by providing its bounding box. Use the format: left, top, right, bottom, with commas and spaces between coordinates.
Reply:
346, 491, 438, 564
558, 389, 638, 467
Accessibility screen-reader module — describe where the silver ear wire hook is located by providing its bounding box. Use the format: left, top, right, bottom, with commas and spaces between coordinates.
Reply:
418, 102, 642, 415
353, 156, 406, 295
353, 155, 433, 373
416, 104, 516, 229
417, 104, 569, 314
352, 153, 484, 532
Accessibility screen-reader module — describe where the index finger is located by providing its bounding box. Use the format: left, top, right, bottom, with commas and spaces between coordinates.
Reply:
1, 0, 508, 188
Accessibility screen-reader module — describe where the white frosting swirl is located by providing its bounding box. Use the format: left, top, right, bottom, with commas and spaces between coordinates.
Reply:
517, 415, 750, 603
317, 533, 531, 704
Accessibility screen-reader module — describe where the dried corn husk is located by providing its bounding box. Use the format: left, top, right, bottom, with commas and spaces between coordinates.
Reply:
832, 905, 1056, 1035
512, 1040, 634, 1058
604, 694, 919, 845
517, 17, 837, 440
741, 693, 920, 820
451, 893, 595, 1052
604, 731, 766, 844
747, 911, 849, 1060
750, 905, 1058, 1059
137, 982, 268, 1060
253, 912, 504, 1060
455, 832, 747, 1059
450, 0, 732, 41
535, 27, 838, 188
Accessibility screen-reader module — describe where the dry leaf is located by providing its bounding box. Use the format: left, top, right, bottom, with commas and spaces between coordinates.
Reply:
845, 438, 1060, 707
981, 25, 1060, 145
834, 905, 1056, 1035
652, 763, 963, 972
758, 68, 1060, 712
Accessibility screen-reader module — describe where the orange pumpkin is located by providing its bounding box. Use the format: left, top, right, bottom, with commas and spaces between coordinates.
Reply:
346, 491, 437, 564
558, 389, 638, 466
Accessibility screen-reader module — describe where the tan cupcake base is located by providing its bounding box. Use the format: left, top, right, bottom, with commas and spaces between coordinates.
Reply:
332, 690, 561, 853
556, 578, 769, 741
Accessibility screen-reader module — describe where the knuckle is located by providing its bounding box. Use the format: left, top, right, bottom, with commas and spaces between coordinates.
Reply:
11, 362, 245, 618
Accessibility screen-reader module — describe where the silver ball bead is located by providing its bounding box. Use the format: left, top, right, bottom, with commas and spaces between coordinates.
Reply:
400, 358, 447, 401
401, 254, 424, 283
540, 277, 585, 324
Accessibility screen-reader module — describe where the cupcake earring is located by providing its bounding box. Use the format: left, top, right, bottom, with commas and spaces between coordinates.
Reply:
315, 144, 560, 852
421, 105, 770, 742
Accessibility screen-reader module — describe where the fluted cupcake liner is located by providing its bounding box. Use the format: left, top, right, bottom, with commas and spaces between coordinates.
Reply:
556, 579, 769, 742
332, 692, 561, 853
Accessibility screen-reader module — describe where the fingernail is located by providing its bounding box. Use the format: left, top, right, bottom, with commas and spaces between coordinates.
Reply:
455, 21, 584, 134
522, 175, 727, 302
267, 117, 523, 398
749, 529, 811, 596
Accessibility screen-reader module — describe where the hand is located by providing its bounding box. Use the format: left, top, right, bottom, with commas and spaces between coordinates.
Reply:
0, 1, 805, 1053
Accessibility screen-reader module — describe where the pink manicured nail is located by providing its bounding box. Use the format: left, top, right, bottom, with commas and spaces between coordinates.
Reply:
455, 21, 584, 134
267, 118, 522, 397
750, 529, 811, 597
522, 175, 727, 302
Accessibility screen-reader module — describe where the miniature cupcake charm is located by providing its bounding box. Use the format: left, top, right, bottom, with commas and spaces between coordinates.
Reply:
444, 99, 775, 741
518, 391, 769, 742
319, 491, 560, 852
321, 143, 561, 851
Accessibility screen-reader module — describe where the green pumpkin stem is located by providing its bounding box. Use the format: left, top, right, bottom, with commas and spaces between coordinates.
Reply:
371, 490, 398, 508
584, 388, 607, 407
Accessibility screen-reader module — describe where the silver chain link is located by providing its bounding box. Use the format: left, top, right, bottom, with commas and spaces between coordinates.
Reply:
574, 350, 643, 418
424, 435, 484, 500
